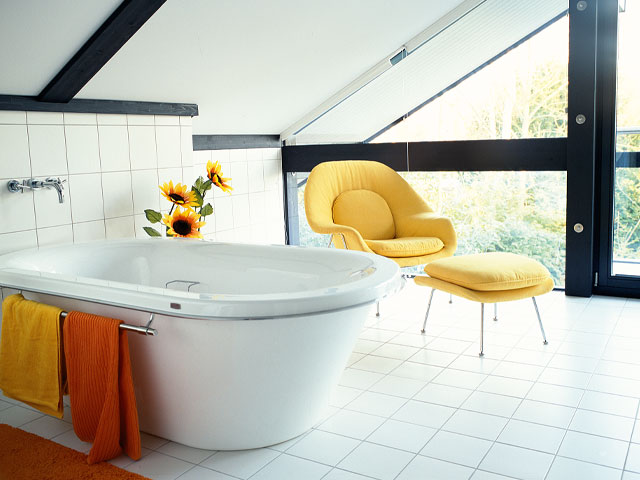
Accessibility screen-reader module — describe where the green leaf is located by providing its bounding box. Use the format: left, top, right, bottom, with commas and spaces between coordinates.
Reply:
143, 226, 162, 237
192, 188, 204, 207
202, 179, 213, 193
200, 203, 213, 217
144, 209, 162, 223
194, 176, 204, 190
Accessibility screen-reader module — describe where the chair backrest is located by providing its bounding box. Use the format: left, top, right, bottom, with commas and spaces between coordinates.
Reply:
305, 160, 433, 239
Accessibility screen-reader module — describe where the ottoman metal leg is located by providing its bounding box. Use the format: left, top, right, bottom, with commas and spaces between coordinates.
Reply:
421, 288, 436, 334
493, 303, 498, 321
532, 297, 548, 344
480, 303, 485, 357
376, 301, 380, 317
449, 293, 453, 304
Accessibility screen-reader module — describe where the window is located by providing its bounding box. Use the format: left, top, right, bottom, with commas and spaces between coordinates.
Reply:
294, 170, 567, 286
372, 18, 568, 143
288, 0, 568, 145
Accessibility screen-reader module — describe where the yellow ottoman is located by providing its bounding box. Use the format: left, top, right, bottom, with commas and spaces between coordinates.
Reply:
414, 252, 554, 356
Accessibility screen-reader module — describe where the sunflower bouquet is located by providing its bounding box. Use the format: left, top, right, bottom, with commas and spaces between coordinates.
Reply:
143, 161, 232, 239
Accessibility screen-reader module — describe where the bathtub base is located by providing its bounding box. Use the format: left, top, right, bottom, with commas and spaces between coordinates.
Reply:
132, 305, 369, 450
26, 292, 368, 450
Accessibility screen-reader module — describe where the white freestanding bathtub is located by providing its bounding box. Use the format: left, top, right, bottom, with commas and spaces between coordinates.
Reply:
0, 238, 402, 450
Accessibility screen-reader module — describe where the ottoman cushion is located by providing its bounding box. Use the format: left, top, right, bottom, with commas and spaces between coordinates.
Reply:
424, 252, 551, 292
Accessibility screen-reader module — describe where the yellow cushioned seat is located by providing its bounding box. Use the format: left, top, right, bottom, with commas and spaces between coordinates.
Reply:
333, 189, 395, 240
304, 160, 457, 268
424, 252, 551, 291
366, 237, 444, 258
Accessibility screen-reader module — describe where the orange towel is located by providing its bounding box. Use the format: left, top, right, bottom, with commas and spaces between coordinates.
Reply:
63, 311, 141, 464
0, 294, 65, 418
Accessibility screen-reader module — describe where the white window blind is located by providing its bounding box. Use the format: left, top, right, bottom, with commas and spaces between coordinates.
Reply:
291, 0, 567, 145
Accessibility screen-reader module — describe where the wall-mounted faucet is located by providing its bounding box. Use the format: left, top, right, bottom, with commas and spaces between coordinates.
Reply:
7, 178, 67, 203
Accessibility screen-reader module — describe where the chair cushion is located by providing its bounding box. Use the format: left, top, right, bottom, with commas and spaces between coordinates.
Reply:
333, 189, 395, 240
366, 237, 444, 258
424, 252, 551, 291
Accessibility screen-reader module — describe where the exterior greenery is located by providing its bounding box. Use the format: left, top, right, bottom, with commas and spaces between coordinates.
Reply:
296, 172, 567, 286
614, 133, 640, 261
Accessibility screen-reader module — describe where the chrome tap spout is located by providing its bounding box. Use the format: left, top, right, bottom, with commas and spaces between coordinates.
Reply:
38, 178, 67, 203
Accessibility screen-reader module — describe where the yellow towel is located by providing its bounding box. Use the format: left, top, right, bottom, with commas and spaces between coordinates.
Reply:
0, 294, 65, 418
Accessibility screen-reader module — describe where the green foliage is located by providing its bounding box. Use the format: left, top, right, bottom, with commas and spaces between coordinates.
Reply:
194, 176, 213, 196
191, 188, 204, 207
143, 226, 162, 237
144, 209, 162, 224
200, 203, 214, 217
297, 172, 567, 285
614, 134, 640, 260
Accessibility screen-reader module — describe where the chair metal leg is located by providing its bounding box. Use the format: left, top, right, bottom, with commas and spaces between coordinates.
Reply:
421, 288, 435, 334
449, 293, 453, 304
493, 303, 498, 321
376, 301, 380, 317
532, 297, 548, 345
327, 234, 334, 248
479, 303, 485, 357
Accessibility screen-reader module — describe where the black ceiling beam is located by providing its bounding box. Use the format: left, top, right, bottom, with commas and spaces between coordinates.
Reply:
282, 138, 567, 173
193, 135, 281, 151
282, 143, 408, 172
408, 138, 567, 171
37, 0, 166, 103
0, 94, 197, 116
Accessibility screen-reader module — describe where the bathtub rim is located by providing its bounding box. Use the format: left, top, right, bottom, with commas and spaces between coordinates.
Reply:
14, 284, 404, 323
0, 239, 404, 319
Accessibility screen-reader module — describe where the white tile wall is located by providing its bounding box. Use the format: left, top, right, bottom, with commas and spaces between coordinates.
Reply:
193, 148, 285, 244
156, 127, 181, 168
0, 111, 26, 124
102, 171, 134, 218
0, 111, 286, 254
63, 113, 97, 125
98, 125, 130, 172
128, 126, 157, 170
65, 125, 101, 174
68, 174, 104, 223
28, 126, 68, 176
0, 125, 30, 178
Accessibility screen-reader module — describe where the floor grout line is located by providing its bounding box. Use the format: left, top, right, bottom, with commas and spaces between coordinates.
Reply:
542, 298, 626, 480
620, 401, 640, 480
8, 290, 640, 480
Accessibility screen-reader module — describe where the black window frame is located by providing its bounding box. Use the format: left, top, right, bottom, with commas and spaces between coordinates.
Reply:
281, 0, 638, 298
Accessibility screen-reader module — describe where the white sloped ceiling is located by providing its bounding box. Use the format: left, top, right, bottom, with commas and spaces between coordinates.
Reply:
76, 0, 466, 134
0, 0, 122, 95
0, 0, 466, 135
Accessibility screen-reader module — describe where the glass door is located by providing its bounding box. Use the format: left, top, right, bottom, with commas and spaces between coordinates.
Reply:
597, 0, 640, 293
611, 1, 640, 277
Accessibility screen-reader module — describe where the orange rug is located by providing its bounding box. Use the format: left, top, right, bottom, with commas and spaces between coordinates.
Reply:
0, 424, 151, 480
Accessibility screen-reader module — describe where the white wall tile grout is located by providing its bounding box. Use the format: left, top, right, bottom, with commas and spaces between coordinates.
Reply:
24, 119, 39, 247
0, 112, 285, 252
96, 121, 109, 242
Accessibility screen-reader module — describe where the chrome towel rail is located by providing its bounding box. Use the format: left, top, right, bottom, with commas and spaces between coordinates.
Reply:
59, 311, 158, 336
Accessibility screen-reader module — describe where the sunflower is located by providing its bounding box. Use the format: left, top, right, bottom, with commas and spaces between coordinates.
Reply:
162, 207, 205, 239
159, 181, 199, 207
206, 161, 233, 193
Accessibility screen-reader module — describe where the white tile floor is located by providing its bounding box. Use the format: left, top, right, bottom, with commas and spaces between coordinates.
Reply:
5, 283, 640, 479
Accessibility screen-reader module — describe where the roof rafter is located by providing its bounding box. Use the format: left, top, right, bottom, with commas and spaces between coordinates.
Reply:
37, 0, 166, 103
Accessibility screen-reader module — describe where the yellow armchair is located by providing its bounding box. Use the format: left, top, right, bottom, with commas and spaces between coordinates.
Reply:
304, 160, 457, 267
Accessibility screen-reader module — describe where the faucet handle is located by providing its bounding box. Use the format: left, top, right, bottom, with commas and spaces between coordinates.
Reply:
45, 177, 67, 185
